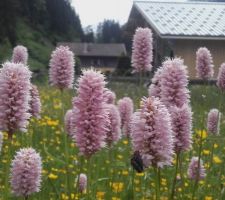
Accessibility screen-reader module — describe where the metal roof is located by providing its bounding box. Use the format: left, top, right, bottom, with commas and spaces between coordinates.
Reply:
134, 1, 225, 39
57, 42, 127, 57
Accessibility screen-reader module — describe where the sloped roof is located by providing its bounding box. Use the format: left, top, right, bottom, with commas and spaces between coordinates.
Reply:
57, 42, 127, 57
133, 1, 225, 39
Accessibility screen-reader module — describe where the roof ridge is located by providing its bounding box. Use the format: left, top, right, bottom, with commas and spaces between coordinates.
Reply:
134, 1, 225, 5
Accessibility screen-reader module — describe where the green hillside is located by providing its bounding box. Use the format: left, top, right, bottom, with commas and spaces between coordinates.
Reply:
0, 0, 83, 71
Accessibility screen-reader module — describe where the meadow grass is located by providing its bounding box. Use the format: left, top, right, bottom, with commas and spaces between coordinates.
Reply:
0, 81, 224, 200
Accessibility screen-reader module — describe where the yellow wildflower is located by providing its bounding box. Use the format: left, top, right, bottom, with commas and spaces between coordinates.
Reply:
161, 178, 167, 186
196, 130, 207, 139
112, 197, 120, 200
213, 156, 222, 164
136, 172, 144, 177
48, 173, 58, 180
96, 191, 105, 200
117, 155, 123, 160
61, 193, 69, 200
205, 196, 213, 200
121, 170, 129, 176
123, 140, 128, 145
111, 182, 124, 193
203, 149, 210, 155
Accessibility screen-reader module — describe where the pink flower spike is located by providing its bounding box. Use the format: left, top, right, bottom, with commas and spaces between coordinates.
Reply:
217, 63, 225, 91
131, 27, 153, 73
64, 109, 74, 139
196, 47, 214, 80
0, 62, 32, 138
169, 104, 192, 153
207, 108, 221, 135
30, 84, 41, 118
103, 88, 116, 104
148, 66, 163, 98
117, 97, 134, 137
49, 45, 75, 90
78, 173, 87, 193
130, 97, 174, 168
105, 104, 121, 146
12, 45, 28, 65
188, 157, 206, 181
71, 69, 109, 157
160, 58, 190, 108
10, 148, 42, 198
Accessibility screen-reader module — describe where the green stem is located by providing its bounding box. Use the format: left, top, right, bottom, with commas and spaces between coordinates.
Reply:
154, 167, 160, 200
139, 71, 143, 88
61, 90, 70, 197
170, 153, 179, 200
209, 142, 214, 170
4, 133, 13, 199
192, 131, 203, 200
131, 167, 135, 199
86, 157, 92, 198
178, 153, 185, 199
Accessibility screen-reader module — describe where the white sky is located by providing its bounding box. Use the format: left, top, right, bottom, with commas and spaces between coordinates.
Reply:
71, 0, 187, 29
71, 0, 133, 28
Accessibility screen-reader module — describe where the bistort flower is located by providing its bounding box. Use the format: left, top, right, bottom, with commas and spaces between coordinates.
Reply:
105, 104, 121, 146
148, 66, 162, 98
64, 109, 74, 139
207, 108, 221, 135
12, 45, 28, 65
187, 157, 206, 180
196, 47, 214, 80
72, 69, 109, 157
117, 97, 134, 136
169, 104, 192, 153
49, 45, 75, 90
78, 173, 87, 193
131, 27, 153, 73
160, 58, 190, 108
30, 84, 41, 118
103, 88, 116, 104
10, 148, 42, 198
217, 63, 225, 90
0, 62, 32, 138
130, 97, 174, 168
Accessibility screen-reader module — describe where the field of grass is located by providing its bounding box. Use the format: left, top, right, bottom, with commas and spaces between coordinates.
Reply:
0, 81, 225, 200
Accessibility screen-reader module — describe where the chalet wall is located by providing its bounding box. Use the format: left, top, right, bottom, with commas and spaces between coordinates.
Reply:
79, 56, 119, 69
173, 39, 225, 79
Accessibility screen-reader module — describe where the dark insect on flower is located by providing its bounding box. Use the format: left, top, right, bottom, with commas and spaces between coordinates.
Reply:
131, 151, 144, 173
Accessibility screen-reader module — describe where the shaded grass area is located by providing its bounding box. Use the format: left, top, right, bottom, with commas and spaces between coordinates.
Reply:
0, 81, 225, 200
0, 19, 54, 71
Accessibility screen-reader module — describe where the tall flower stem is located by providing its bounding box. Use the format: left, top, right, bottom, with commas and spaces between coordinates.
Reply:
154, 167, 160, 200
139, 71, 143, 88
4, 135, 12, 199
170, 153, 179, 200
191, 131, 203, 200
61, 90, 70, 197
178, 153, 185, 198
209, 141, 215, 170
86, 157, 92, 199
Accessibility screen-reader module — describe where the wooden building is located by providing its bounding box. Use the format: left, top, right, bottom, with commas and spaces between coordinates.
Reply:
128, 1, 225, 79
57, 42, 127, 73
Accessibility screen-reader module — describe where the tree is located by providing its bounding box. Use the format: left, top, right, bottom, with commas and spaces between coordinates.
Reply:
82, 26, 95, 43
114, 54, 132, 76
0, 0, 18, 45
96, 20, 122, 43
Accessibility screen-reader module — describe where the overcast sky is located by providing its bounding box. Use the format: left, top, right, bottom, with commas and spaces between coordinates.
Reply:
71, 0, 133, 28
71, 0, 188, 29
